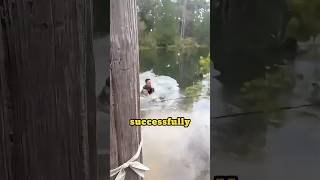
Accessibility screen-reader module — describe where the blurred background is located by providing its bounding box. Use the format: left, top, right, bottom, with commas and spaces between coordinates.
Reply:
212, 0, 320, 179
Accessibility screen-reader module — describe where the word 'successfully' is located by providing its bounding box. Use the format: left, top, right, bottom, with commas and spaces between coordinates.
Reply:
130, 117, 191, 128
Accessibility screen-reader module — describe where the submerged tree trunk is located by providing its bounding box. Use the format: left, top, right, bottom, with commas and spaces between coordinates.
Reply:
0, 0, 97, 179
110, 0, 141, 180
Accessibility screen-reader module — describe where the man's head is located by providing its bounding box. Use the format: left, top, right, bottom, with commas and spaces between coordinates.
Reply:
145, 78, 152, 87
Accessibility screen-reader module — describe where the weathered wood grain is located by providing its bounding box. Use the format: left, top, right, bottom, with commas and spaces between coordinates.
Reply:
110, 0, 141, 180
0, 14, 12, 180
0, 0, 97, 179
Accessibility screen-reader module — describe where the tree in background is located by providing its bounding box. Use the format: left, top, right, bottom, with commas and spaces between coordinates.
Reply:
137, 0, 210, 48
194, 7, 210, 46
137, 0, 157, 32
153, 0, 180, 47
286, 0, 320, 42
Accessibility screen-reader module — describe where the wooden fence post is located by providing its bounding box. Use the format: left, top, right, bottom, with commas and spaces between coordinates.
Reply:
0, 18, 12, 180
110, 0, 141, 180
0, 0, 97, 179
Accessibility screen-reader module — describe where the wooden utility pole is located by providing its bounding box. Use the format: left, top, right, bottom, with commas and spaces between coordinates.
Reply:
0, 20, 12, 180
0, 0, 97, 179
110, 0, 141, 180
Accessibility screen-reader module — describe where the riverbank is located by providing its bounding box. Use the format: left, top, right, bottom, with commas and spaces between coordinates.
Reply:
139, 44, 209, 51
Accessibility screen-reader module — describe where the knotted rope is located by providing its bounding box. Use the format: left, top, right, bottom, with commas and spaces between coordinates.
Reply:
110, 139, 150, 180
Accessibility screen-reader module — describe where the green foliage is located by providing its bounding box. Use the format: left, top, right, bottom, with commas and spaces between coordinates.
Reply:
140, 34, 157, 49
175, 37, 199, 52
153, 0, 180, 47
184, 83, 203, 102
185, 84, 201, 96
286, 0, 320, 41
193, 6, 210, 46
199, 54, 210, 74
239, 68, 296, 114
137, 0, 157, 32
138, 19, 157, 48
137, 0, 210, 48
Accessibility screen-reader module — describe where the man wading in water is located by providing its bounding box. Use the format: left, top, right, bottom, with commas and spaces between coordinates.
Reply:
141, 78, 154, 96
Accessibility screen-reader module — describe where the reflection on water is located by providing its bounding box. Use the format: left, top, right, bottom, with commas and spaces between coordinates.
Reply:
140, 48, 209, 89
212, 50, 320, 179
139, 49, 210, 180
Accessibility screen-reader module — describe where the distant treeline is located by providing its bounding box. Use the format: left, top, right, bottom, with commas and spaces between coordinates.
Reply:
137, 0, 210, 48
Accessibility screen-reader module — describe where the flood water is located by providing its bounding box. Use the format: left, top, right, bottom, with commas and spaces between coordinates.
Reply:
212, 47, 320, 179
139, 48, 210, 180
94, 33, 320, 180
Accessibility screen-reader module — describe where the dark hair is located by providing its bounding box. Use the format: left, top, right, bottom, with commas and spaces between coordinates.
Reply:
145, 78, 151, 83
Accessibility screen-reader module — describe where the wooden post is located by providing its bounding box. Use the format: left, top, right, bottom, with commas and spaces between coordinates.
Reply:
0, 19, 12, 180
0, 0, 97, 179
110, 0, 141, 180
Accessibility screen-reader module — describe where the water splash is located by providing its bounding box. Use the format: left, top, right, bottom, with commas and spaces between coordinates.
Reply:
140, 70, 182, 111
140, 71, 210, 180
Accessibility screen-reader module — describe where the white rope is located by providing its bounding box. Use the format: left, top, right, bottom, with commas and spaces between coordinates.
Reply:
110, 139, 150, 180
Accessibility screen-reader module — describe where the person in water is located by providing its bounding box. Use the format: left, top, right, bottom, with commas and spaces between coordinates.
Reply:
142, 78, 154, 95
